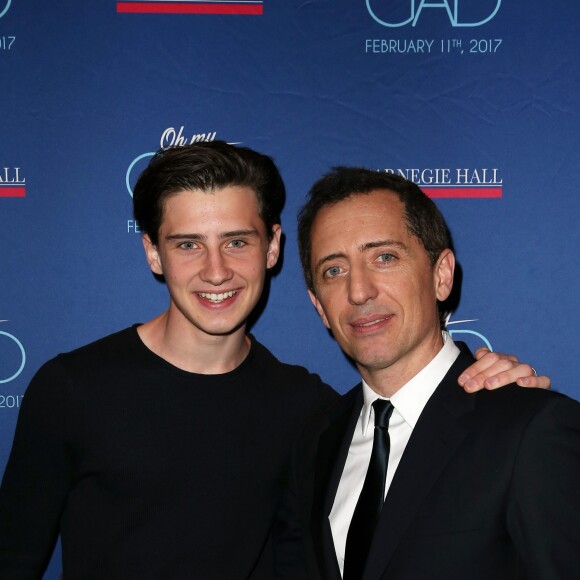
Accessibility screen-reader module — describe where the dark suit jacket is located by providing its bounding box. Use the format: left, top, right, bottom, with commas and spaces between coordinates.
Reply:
275, 348, 580, 580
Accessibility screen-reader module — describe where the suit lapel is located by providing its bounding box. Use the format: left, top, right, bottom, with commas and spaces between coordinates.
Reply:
311, 386, 363, 580
363, 350, 477, 580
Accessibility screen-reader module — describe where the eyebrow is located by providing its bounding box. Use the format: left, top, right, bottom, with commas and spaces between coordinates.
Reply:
314, 239, 408, 272
362, 240, 408, 252
165, 229, 260, 242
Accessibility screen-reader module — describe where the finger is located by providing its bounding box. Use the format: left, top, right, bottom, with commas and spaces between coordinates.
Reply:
482, 363, 538, 390
458, 356, 517, 388
516, 375, 551, 389
473, 348, 518, 364
473, 347, 491, 360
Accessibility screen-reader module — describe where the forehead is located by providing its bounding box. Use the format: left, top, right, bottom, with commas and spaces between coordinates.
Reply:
161, 185, 262, 226
310, 189, 410, 248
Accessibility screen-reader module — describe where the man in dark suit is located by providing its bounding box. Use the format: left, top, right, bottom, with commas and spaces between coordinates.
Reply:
275, 167, 580, 579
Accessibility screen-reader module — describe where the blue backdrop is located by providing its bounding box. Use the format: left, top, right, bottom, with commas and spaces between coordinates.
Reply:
2, 2, 579, 577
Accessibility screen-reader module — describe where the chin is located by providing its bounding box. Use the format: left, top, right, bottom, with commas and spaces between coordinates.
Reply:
353, 349, 396, 370
206, 319, 248, 337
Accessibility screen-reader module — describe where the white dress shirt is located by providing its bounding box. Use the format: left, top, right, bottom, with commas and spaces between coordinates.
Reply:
329, 333, 460, 576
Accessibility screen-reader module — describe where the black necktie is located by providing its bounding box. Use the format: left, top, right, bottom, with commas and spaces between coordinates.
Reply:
343, 399, 394, 580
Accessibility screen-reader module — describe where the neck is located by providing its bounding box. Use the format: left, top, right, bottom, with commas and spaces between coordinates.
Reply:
138, 311, 251, 374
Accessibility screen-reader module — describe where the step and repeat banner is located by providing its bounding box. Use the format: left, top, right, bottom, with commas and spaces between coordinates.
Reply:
1, 2, 579, 575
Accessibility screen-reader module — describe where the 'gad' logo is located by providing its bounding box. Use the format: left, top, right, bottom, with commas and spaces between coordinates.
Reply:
0, 322, 26, 384
0, 0, 12, 19
366, 0, 501, 28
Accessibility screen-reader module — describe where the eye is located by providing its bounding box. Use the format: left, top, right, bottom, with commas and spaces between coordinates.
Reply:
376, 253, 395, 264
179, 241, 197, 250
228, 239, 246, 248
323, 265, 342, 278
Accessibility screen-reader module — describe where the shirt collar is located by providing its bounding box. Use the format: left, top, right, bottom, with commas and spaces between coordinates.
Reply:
360, 332, 460, 436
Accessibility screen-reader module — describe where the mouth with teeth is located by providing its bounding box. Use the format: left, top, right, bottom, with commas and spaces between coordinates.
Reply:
353, 317, 390, 328
197, 290, 238, 304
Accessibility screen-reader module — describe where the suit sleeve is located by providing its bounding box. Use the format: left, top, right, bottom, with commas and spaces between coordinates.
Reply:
0, 358, 74, 579
507, 395, 580, 579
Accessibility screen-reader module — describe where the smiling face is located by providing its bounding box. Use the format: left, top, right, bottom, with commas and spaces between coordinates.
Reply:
143, 185, 281, 341
308, 189, 454, 393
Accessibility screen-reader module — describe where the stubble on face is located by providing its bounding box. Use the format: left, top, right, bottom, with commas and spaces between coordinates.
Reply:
308, 190, 453, 395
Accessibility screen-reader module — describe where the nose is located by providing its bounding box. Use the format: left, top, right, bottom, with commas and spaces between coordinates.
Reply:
200, 250, 234, 286
347, 263, 377, 305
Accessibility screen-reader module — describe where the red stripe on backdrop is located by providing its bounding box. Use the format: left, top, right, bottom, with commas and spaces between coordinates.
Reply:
0, 187, 26, 198
423, 187, 503, 199
116, 2, 263, 14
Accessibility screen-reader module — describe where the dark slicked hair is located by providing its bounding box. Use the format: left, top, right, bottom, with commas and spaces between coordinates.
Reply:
133, 141, 285, 245
298, 167, 452, 292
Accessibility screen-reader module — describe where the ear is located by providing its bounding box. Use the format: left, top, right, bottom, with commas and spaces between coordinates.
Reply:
266, 224, 282, 269
308, 289, 331, 330
142, 234, 163, 276
434, 249, 455, 302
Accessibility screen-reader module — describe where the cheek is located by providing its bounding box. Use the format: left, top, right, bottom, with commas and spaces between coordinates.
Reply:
163, 258, 195, 284
315, 295, 341, 329
242, 260, 267, 286
402, 269, 436, 302
410, 285, 439, 322
164, 270, 184, 286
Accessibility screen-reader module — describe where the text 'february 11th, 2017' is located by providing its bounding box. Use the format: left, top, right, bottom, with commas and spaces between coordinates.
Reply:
365, 38, 502, 54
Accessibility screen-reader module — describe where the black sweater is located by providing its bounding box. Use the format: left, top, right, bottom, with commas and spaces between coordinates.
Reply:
0, 326, 338, 579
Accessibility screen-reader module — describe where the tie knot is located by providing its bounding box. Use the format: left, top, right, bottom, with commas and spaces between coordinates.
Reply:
372, 399, 394, 428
